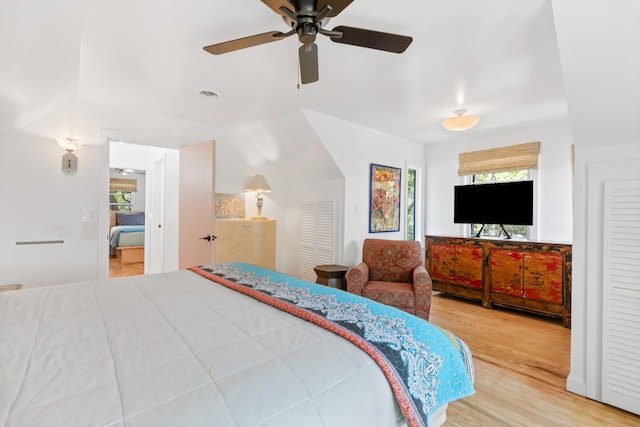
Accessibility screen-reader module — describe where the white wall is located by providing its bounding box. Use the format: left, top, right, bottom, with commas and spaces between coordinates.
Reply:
423, 119, 574, 243
0, 99, 231, 286
567, 141, 640, 399
0, 101, 353, 284
305, 110, 428, 266
213, 109, 347, 275
551, 0, 640, 407
0, 130, 101, 286
0, 95, 574, 288
3, 95, 572, 288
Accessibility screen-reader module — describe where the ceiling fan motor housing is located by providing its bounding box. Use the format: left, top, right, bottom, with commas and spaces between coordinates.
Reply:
297, 16, 318, 44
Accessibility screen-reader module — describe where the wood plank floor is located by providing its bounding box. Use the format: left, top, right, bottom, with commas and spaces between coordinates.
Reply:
429, 293, 640, 426
109, 256, 144, 278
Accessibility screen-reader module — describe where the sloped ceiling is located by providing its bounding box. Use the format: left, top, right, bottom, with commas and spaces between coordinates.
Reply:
244, 109, 343, 182
1, 0, 570, 143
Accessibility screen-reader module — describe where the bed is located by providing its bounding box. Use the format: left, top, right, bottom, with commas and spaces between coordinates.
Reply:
0, 263, 474, 427
109, 211, 145, 264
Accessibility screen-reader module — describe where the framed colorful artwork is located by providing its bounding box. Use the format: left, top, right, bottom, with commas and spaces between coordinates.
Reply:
215, 193, 245, 218
369, 163, 401, 233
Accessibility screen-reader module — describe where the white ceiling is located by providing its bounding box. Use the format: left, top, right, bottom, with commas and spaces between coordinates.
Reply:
1, 0, 569, 143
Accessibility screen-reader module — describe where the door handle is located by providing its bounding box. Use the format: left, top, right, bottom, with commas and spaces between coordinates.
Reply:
199, 235, 217, 242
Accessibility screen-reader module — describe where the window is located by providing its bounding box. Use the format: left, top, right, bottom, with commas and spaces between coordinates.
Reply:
470, 170, 530, 238
110, 191, 134, 211
406, 168, 416, 241
109, 177, 138, 211
458, 142, 540, 239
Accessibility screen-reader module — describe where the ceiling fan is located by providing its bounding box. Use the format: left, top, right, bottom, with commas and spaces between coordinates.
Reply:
203, 0, 413, 84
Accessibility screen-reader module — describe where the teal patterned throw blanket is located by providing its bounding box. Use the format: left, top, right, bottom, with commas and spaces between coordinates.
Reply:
190, 263, 475, 427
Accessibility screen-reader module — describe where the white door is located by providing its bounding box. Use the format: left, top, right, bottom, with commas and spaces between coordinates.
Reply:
148, 157, 166, 273
602, 179, 640, 416
295, 181, 344, 281
178, 140, 216, 269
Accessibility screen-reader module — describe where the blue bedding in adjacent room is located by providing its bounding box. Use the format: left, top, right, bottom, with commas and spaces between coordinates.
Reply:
109, 225, 145, 248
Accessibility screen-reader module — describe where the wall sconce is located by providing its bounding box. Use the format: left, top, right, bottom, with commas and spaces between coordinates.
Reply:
57, 137, 82, 175
245, 174, 272, 220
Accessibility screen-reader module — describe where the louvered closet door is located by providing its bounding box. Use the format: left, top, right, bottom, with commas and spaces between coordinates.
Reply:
602, 180, 640, 415
316, 201, 336, 264
299, 199, 336, 282
299, 200, 316, 282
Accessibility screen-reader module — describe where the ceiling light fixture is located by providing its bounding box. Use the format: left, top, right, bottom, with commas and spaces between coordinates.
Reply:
199, 90, 220, 98
441, 109, 480, 132
115, 168, 136, 176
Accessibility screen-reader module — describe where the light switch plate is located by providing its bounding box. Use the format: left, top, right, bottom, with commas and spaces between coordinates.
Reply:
82, 210, 97, 222
59, 223, 71, 235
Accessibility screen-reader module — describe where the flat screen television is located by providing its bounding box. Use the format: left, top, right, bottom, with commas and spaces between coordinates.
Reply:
454, 180, 534, 234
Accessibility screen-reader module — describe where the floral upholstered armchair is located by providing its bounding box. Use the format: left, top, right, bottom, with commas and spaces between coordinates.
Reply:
346, 238, 432, 320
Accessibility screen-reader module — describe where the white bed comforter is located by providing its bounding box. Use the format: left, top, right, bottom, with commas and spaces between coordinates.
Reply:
0, 270, 406, 427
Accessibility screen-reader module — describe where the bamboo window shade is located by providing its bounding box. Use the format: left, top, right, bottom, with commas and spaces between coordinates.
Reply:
110, 178, 137, 192
458, 141, 540, 176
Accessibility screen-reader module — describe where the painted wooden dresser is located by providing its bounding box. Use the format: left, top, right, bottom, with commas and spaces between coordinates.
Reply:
425, 235, 572, 327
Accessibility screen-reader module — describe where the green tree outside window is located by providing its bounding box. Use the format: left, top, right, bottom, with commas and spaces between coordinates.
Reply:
471, 170, 530, 238
109, 191, 134, 211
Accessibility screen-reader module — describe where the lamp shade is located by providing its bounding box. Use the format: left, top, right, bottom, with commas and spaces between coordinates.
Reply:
245, 174, 271, 193
56, 137, 83, 151
441, 109, 480, 132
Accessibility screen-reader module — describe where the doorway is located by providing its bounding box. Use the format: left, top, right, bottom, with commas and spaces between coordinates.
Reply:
107, 140, 179, 278
98, 130, 213, 279
108, 166, 146, 278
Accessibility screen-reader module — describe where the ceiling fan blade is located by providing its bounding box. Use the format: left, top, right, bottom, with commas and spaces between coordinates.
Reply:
299, 43, 319, 84
203, 31, 284, 55
261, 0, 293, 17
330, 26, 413, 53
317, 0, 354, 17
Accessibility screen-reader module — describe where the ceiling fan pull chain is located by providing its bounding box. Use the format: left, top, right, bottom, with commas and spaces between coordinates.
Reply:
297, 42, 301, 90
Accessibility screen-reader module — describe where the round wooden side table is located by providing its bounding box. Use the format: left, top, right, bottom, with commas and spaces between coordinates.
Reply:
313, 264, 349, 290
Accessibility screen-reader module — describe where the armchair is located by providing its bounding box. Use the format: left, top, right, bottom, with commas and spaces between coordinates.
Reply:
346, 238, 432, 320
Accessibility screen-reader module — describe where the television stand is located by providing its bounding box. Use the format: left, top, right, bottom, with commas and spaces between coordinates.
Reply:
424, 235, 572, 327
474, 224, 512, 239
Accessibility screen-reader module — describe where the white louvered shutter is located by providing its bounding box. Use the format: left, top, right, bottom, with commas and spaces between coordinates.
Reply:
602, 180, 640, 415
316, 201, 335, 265
299, 200, 317, 282
298, 199, 336, 282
